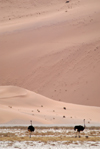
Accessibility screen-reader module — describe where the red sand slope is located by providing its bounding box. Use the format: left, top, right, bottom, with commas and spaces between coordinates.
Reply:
0, 0, 100, 107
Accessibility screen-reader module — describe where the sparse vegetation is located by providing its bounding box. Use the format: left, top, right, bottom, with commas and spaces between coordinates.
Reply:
0, 126, 100, 141
8, 106, 12, 108
0, 135, 100, 142
63, 107, 66, 110
66, 1, 69, 3
37, 109, 40, 112
0, 126, 100, 148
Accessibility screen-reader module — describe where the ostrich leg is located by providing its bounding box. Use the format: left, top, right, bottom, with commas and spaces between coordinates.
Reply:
75, 131, 77, 138
30, 132, 31, 138
79, 132, 81, 138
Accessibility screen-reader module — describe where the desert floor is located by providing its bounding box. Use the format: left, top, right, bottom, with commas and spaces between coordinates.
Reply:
0, 126, 100, 149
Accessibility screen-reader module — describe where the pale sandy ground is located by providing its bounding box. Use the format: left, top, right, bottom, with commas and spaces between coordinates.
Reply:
0, 127, 100, 148
1, 141, 100, 149
0, 0, 100, 125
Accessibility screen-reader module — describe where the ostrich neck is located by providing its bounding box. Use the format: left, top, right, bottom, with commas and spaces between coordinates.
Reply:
84, 120, 85, 128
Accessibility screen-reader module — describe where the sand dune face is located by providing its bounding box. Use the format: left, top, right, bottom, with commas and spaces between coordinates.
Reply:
0, 0, 100, 107
0, 0, 66, 24
0, 86, 100, 125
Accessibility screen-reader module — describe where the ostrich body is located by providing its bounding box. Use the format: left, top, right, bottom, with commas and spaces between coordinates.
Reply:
28, 120, 35, 138
74, 119, 85, 137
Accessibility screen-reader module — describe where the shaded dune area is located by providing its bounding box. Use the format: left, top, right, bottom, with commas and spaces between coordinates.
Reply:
0, 0, 100, 124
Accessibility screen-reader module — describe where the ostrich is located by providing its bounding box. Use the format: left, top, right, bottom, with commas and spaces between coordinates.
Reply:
74, 119, 86, 138
28, 120, 35, 138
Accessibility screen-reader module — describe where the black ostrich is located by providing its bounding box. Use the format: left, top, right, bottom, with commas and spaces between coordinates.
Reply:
74, 119, 86, 138
28, 120, 35, 138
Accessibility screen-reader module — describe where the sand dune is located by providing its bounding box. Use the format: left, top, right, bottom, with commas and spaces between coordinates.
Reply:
0, 0, 100, 106
0, 86, 100, 125
0, 0, 100, 124
0, 0, 100, 107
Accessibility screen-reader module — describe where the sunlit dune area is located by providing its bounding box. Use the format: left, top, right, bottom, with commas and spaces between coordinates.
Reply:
0, 86, 100, 125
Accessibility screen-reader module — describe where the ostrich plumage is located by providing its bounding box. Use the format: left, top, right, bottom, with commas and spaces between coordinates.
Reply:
28, 125, 35, 132
74, 125, 85, 132
74, 119, 85, 137
28, 120, 35, 137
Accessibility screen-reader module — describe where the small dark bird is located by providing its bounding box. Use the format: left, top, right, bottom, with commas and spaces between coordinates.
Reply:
28, 120, 35, 138
74, 119, 86, 138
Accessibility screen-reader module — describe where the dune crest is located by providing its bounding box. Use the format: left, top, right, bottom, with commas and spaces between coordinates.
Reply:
0, 86, 28, 99
0, 86, 100, 125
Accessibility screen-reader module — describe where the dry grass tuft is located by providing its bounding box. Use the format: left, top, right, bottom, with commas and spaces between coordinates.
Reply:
0, 126, 100, 143
0, 135, 100, 142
